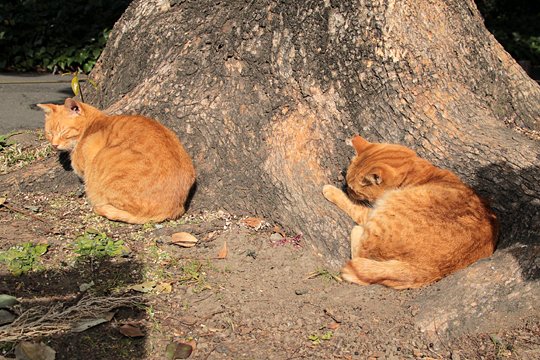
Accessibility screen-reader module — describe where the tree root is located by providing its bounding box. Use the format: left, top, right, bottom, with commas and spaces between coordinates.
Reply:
0, 294, 142, 343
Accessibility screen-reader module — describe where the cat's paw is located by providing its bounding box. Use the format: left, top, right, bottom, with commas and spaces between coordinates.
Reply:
323, 184, 341, 202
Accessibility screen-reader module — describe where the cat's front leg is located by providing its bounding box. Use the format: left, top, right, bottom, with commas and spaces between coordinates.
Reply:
322, 185, 369, 224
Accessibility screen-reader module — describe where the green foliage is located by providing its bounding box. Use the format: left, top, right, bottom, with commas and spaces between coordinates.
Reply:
0, 0, 130, 73
307, 268, 342, 282
73, 229, 129, 258
308, 331, 333, 345
475, 0, 540, 64
0, 242, 48, 276
178, 261, 210, 292
0, 132, 19, 151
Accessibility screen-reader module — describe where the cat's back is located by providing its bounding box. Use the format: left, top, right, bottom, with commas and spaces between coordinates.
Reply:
101, 115, 179, 146
90, 115, 191, 163
373, 179, 491, 225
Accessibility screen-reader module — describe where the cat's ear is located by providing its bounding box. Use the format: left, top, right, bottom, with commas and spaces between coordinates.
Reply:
361, 169, 383, 186
36, 103, 55, 114
350, 135, 370, 154
64, 98, 82, 115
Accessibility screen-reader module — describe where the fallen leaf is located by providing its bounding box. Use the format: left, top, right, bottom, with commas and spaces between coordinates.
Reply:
14, 341, 56, 360
71, 311, 115, 333
327, 322, 341, 330
272, 225, 287, 237
178, 316, 197, 326
217, 241, 228, 259
241, 217, 264, 230
0, 294, 19, 308
166, 341, 193, 359
170, 232, 198, 248
154, 282, 173, 294
128, 281, 157, 293
0, 197, 6, 206
0, 309, 16, 326
118, 323, 145, 338
186, 340, 196, 352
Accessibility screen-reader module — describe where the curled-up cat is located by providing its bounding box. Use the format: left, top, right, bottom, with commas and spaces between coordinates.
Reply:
38, 98, 195, 224
323, 135, 498, 289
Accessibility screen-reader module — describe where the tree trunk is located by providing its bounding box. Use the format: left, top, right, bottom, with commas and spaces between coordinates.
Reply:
85, 0, 539, 268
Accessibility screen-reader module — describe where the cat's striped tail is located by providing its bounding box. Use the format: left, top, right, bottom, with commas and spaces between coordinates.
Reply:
341, 258, 441, 290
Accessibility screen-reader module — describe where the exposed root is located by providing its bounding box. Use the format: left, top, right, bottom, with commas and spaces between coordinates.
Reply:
0, 294, 142, 343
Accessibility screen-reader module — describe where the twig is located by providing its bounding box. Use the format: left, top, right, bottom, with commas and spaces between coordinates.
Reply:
174, 256, 224, 261
203, 346, 216, 360
1, 202, 49, 224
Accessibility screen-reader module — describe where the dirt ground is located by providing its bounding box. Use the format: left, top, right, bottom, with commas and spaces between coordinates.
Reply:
0, 131, 538, 360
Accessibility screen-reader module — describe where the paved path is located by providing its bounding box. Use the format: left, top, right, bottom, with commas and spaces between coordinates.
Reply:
0, 73, 73, 134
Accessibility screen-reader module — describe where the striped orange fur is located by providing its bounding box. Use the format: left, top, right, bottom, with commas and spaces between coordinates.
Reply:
323, 135, 498, 289
38, 98, 195, 224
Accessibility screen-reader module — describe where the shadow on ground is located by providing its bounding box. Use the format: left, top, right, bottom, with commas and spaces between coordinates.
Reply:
473, 162, 540, 281
0, 258, 147, 360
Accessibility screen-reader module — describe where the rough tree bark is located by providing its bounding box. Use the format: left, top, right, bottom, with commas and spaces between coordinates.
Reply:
86, 0, 539, 274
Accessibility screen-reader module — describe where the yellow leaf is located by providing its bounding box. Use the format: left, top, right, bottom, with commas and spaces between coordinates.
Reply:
128, 281, 156, 293
71, 75, 80, 96
155, 282, 172, 294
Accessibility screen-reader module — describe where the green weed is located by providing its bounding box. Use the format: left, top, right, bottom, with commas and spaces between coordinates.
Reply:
308, 331, 333, 345
307, 268, 342, 282
0, 132, 19, 151
0, 242, 49, 276
178, 260, 210, 292
73, 229, 129, 258
0, 142, 52, 174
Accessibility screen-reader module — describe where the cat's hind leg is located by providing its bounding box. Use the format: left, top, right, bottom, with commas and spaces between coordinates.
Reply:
341, 258, 437, 289
93, 204, 162, 224
322, 185, 369, 224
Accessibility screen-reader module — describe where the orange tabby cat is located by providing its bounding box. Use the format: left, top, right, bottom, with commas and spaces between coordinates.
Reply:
323, 135, 498, 289
38, 98, 195, 224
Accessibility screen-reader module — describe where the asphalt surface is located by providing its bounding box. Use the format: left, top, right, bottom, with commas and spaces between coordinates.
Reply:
0, 73, 73, 134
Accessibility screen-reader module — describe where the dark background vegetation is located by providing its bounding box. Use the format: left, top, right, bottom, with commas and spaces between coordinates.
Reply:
0, 0, 538, 75
0, 0, 131, 73
476, 0, 540, 67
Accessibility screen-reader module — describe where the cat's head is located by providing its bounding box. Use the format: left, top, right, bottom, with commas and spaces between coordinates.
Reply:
345, 135, 417, 202
37, 98, 85, 151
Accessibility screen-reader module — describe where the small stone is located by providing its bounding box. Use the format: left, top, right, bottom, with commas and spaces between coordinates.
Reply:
270, 233, 283, 241
295, 289, 308, 295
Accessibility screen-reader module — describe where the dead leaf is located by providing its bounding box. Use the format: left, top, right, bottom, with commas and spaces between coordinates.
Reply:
272, 225, 287, 237
217, 241, 228, 259
186, 340, 196, 352
71, 311, 115, 333
0, 294, 19, 308
15, 341, 56, 360
0, 309, 16, 326
241, 217, 264, 230
0, 198, 6, 206
327, 322, 341, 330
154, 282, 173, 294
166, 341, 193, 359
118, 323, 145, 338
170, 232, 198, 248
128, 281, 157, 293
